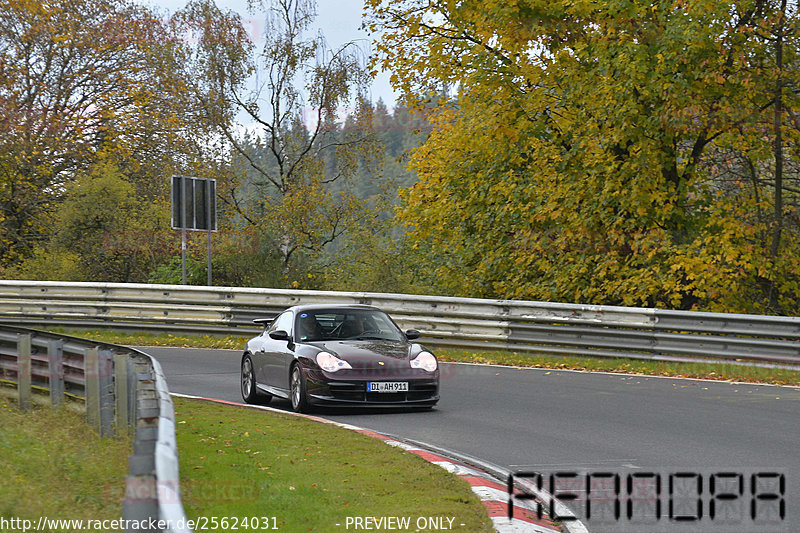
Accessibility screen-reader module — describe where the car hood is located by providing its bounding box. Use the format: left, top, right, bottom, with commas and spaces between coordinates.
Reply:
315, 340, 411, 365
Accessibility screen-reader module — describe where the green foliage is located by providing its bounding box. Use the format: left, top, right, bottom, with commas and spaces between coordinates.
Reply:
148, 256, 209, 286
206, 247, 288, 289
9, 249, 85, 282
321, 223, 422, 294
10, 162, 170, 282
144, 224, 330, 289
368, 0, 800, 313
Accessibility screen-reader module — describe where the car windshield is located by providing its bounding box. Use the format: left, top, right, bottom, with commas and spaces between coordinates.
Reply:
294, 308, 404, 343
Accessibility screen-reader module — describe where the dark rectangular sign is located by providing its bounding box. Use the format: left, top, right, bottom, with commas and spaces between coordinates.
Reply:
171, 175, 217, 231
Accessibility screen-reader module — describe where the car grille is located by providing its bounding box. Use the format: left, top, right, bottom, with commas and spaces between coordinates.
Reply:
327, 381, 437, 403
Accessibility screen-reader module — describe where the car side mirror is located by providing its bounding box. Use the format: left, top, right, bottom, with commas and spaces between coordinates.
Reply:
405, 329, 421, 340
269, 330, 290, 341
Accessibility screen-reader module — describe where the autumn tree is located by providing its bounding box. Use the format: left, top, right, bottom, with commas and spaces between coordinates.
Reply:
0, 0, 215, 269
733, 0, 800, 309
177, 0, 380, 285
11, 161, 169, 282
366, 0, 800, 313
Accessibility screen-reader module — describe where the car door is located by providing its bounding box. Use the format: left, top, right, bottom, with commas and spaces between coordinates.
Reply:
250, 323, 272, 387
263, 311, 294, 390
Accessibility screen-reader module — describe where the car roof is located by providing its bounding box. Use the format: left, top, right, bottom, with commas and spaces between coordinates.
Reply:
253, 304, 386, 325
284, 304, 380, 313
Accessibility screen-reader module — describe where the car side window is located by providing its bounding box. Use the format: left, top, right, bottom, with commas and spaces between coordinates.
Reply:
269, 312, 293, 336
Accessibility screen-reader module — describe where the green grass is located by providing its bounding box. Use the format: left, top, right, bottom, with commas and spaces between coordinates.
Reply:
173, 397, 494, 532
0, 394, 494, 532
55, 328, 800, 386
0, 397, 131, 528
436, 349, 800, 386
47, 327, 250, 350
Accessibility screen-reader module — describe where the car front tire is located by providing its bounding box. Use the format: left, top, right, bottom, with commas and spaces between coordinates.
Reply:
290, 364, 311, 413
241, 354, 271, 405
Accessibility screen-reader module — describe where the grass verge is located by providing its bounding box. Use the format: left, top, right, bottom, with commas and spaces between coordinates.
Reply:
173, 397, 494, 532
0, 396, 131, 526
55, 328, 800, 386
437, 349, 800, 387
47, 327, 250, 350
0, 394, 494, 532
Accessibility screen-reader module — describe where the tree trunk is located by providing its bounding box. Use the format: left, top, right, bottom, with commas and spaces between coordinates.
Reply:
767, 0, 787, 311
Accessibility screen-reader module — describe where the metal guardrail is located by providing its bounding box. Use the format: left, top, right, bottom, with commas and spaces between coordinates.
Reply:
0, 324, 189, 533
1, 280, 799, 367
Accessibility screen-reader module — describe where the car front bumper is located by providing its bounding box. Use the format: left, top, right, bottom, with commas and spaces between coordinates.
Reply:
304, 368, 439, 407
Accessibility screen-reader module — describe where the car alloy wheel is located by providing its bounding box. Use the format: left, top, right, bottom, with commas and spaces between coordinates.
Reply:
290, 364, 310, 413
241, 354, 270, 404
241, 355, 255, 402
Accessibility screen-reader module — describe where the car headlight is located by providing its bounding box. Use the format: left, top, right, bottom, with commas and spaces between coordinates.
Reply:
410, 351, 437, 372
316, 352, 352, 372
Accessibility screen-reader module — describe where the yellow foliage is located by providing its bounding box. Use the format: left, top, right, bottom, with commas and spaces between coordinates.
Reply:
372, 0, 800, 313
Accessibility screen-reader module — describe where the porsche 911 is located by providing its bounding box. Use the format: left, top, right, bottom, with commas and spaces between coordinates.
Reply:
240, 304, 439, 412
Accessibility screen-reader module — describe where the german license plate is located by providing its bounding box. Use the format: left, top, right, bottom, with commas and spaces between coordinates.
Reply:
367, 382, 409, 393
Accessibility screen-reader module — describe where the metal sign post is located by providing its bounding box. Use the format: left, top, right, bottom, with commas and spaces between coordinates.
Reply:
207, 186, 213, 287
181, 227, 187, 285
171, 176, 217, 286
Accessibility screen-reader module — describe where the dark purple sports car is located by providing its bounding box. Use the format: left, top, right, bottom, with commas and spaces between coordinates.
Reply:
240, 304, 439, 412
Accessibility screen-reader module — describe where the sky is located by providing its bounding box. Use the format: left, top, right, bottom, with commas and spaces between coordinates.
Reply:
149, 0, 399, 108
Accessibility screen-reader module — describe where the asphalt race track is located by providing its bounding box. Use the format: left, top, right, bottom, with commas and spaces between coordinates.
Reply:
144, 346, 800, 533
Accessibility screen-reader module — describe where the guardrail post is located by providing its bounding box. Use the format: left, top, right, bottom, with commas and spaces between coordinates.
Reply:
123, 358, 160, 532
115, 352, 130, 432
48, 339, 64, 406
18, 334, 32, 409
123, 472, 159, 533
99, 349, 114, 437
85, 347, 100, 432
128, 357, 137, 432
